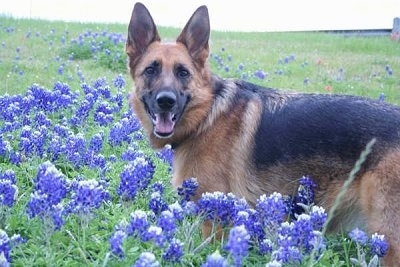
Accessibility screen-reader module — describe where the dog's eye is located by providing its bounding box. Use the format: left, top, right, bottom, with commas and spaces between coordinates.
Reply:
144, 66, 156, 76
176, 68, 190, 79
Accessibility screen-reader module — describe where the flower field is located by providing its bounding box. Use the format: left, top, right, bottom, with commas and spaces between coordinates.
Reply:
0, 16, 399, 266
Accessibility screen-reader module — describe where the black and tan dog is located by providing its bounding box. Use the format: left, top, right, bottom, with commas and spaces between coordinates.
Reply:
126, 3, 400, 265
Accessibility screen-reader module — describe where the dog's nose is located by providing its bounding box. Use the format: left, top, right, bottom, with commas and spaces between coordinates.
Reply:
156, 91, 177, 110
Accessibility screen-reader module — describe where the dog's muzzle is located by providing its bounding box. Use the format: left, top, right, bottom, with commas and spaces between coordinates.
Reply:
152, 91, 177, 137
143, 88, 188, 139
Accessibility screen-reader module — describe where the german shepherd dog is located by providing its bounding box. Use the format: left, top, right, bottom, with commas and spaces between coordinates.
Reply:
126, 3, 400, 265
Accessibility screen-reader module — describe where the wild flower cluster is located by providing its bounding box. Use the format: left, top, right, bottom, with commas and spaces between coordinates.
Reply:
0, 69, 179, 264
348, 228, 389, 266
109, 177, 328, 266
0, 229, 24, 266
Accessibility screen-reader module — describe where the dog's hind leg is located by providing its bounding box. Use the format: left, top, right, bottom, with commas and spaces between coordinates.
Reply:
359, 149, 400, 266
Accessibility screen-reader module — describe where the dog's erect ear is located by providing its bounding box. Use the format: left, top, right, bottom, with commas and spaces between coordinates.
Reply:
126, 3, 160, 65
176, 6, 210, 67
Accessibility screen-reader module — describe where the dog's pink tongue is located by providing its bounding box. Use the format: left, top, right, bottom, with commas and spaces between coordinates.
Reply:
154, 112, 175, 135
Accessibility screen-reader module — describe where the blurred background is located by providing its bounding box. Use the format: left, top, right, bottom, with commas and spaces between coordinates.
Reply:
1, 0, 399, 32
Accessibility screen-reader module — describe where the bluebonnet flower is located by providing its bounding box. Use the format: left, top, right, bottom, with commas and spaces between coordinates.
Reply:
121, 146, 143, 161
69, 98, 94, 126
197, 192, 240, 226
201, 250, 230, 267
157, 210, 177, 239
309, 206, 327, 231
291, 213, 317, 253
177, 177, 198, 204
0, 229, 24, 265
254, 70, 267, 80
168, 201, 184, 221
51, 203, 65, 230
149, 191, 168, 215
151, 181, 165, 194
142, 225, 165, 247
0, 137, 9, 158
224, 225, 250, 266
0, 170, 18, 208
85, 153, 107, 170
9, 151, 21, 166
27, 161, 67, 229
156, 145, 174, 167
385, 64, 393, 76
133, 251, 160, 267
369, 233, 388, 257
109, 229, 127, 257
256, 192, 287, 228
47, 134, 64, 161
113, 74, 125, 89
126, 210, 150, 237
66, 179, 110, 215
163, 238, 184, 263
65, 133, 86, 168
349, 227, 368, 245
94, 101, 114, 126
117, 156, 155, 200
259, 238, 274, 255
108, 114, 142, 147
287, 176, 317, 219
272, 245, 302, 264
88, 132, 103, 154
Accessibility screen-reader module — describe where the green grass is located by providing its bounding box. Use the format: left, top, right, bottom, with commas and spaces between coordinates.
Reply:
0, 15, 399, 266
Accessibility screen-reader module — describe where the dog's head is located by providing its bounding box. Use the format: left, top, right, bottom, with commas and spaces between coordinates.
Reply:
126, 2, 214, 148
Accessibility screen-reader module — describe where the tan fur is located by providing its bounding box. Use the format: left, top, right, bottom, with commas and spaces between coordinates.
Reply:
126, 3, 400, 265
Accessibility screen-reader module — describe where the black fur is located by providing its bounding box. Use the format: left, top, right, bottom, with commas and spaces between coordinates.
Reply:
234, 81, 400, 169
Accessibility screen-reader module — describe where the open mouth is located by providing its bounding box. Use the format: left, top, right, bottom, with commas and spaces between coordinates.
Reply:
150, 111, 177, 138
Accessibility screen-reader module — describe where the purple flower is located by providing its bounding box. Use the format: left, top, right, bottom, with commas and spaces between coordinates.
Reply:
256, 192, 287, 227
113, 74, 125, 89
309, 206, 327, 231
149, 191, 168, 215
0, 171, 17, 208
369, 233, 388, 257
127, 210, 149, 237
133, 251, 160, 267
121, 146, 143, 161
108, 116, 141, 147
224, 225, 250, 266
157, 210, 176, 239
168, 201, 184, 221
27, 161, 67, 229
254, 70, 267, 80
0, 230, 24, 265
259, 238, 274, 255
117, 157, 155, 201
88, 133, 103, 154
201, 250, 229, 267
349, 228, 368, 245
94, 102, 114, 126
272, 245, 302, 264
177, 177, 198, 204
163, 238, 184, 263
197, 192, 240, 226
156, 145, 174, 167
66, 179, 110, 214
142, 226, 165, 247
109, 229, 127, 257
